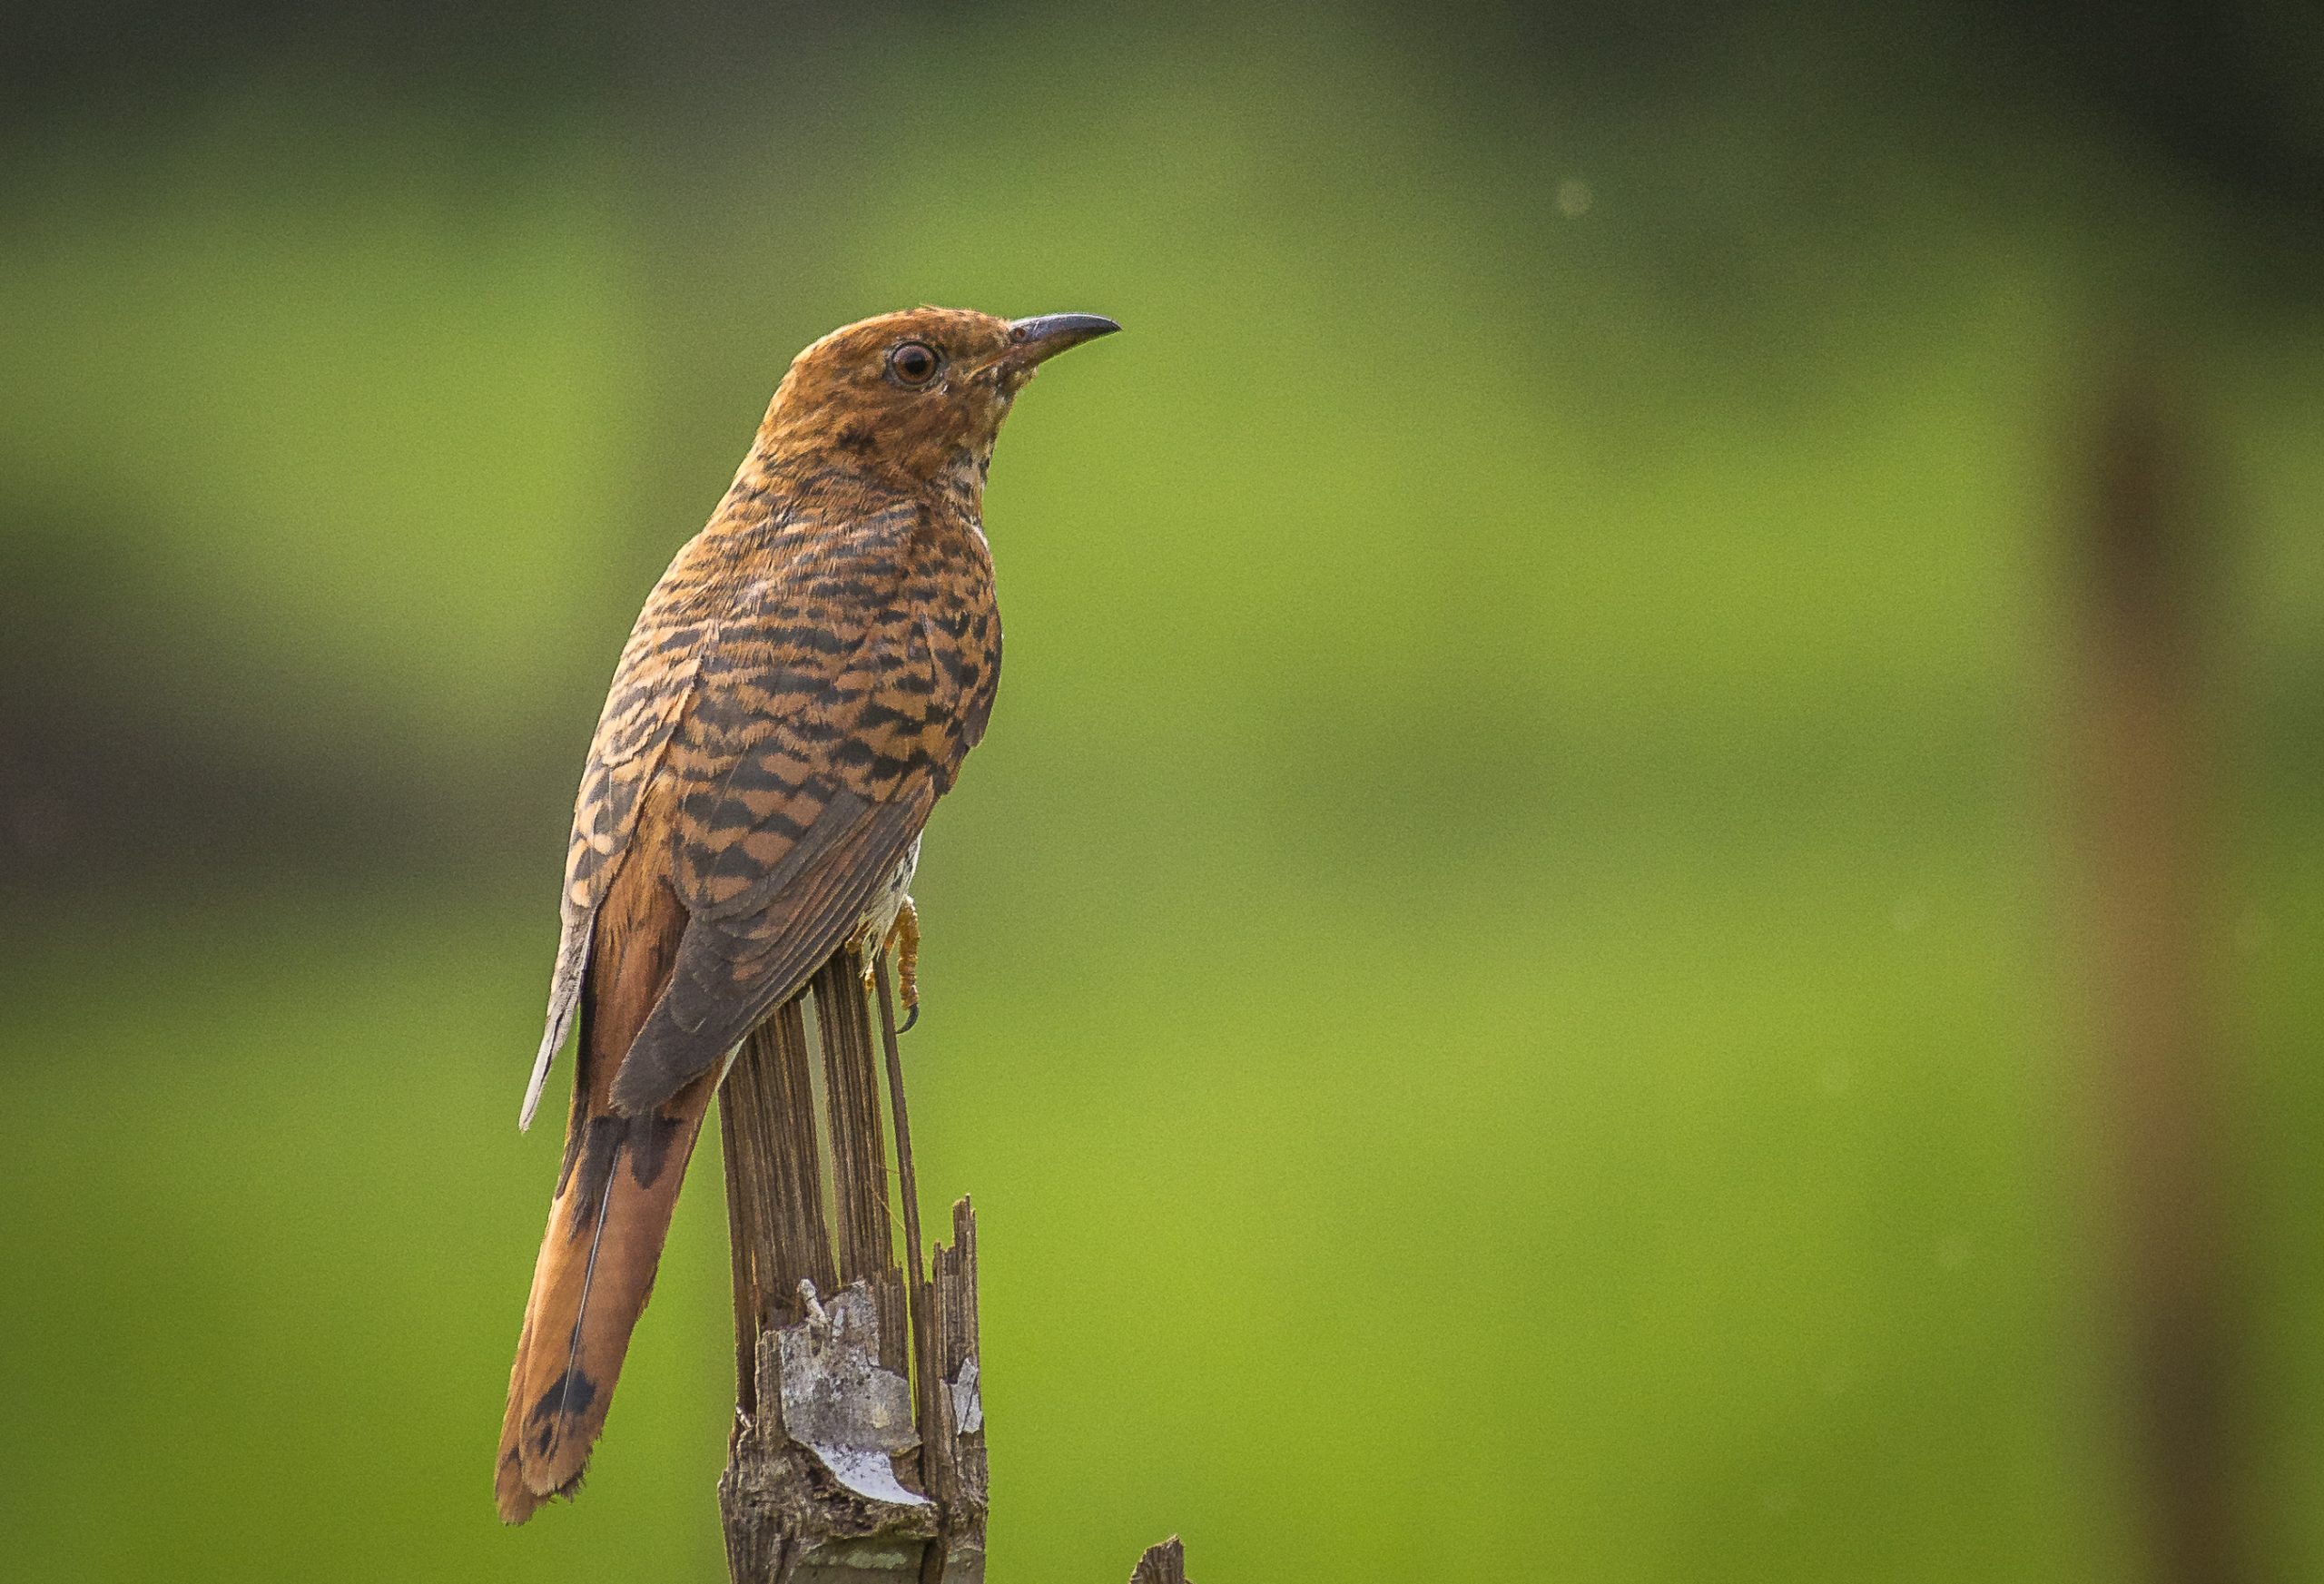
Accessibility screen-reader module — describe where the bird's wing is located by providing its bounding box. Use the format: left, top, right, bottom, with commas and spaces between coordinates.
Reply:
606, 502, 988, 1115
610, 784, 931, 1109
519, 564, 722, 1129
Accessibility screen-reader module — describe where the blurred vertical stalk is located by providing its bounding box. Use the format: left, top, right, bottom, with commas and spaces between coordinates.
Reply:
2066, 364, 2246, 1584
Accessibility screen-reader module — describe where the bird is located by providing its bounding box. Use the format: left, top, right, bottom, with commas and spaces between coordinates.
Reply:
494, 306, 1119, 1524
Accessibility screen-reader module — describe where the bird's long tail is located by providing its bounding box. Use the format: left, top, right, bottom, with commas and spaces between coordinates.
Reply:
496, 1053, 717, 1521
497, 784, 708, 1524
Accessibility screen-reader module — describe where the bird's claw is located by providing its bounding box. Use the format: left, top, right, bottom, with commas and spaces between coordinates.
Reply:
885, 896, 921, 1033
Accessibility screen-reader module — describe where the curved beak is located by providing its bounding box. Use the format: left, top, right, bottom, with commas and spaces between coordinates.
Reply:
1004, 313, 1122, 369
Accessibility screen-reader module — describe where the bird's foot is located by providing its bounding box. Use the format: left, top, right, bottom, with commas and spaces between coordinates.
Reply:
884, 897, 921, 1032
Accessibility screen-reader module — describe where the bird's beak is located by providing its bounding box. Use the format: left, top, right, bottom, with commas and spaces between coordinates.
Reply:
1003, 313, 1122, 369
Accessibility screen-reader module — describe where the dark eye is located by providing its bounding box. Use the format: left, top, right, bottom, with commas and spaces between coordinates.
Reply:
888, 341, 940, 386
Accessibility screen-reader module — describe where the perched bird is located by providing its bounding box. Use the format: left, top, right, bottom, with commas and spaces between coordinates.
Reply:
495, 306, 1119, 1523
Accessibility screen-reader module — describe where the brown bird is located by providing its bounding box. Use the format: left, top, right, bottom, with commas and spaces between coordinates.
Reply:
495, 306, 1119, 1523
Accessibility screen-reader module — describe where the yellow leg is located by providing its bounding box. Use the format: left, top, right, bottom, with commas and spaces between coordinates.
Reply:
883, 897, 921, 1032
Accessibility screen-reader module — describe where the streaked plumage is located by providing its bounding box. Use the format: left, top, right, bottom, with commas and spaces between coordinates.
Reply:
496, 306, 1118, 1523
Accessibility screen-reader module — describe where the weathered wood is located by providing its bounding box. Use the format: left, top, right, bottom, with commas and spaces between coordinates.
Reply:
929, 1199, 986, 1517
872, 952, 953, 1540
721, 997, 835, 1419
813, 953, 894, 1298
718, 946, 990, 1583
1128, 1537, 1191, 1583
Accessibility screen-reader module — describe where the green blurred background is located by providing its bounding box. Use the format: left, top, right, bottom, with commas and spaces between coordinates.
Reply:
3, 2, 2319, 1579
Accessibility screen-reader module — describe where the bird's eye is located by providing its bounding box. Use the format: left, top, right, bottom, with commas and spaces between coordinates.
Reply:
888, 341, 940, 386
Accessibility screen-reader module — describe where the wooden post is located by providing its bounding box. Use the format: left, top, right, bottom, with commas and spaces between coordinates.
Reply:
716, 946, 986, 1582
2066, 367, 2247, 1584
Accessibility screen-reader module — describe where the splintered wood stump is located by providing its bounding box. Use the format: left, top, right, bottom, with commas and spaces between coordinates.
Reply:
717, 948, 986, 1583
1128, 1536, 1193, 1583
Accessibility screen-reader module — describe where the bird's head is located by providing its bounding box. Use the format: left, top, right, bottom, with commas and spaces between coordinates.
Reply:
757, 306, 1119, 493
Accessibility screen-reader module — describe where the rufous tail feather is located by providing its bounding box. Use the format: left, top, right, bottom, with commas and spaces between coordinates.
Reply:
495, 1069, 714, 1521
497, 786, 704, 1523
